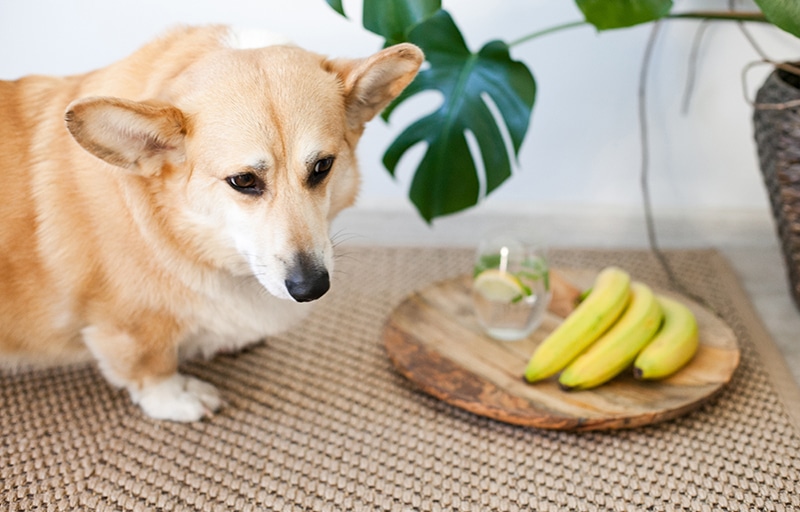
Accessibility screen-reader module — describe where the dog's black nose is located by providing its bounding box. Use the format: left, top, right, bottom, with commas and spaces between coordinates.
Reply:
285, 253, 330, 302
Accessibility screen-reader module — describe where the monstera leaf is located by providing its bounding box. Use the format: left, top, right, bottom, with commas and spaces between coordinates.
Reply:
325, 0, 345, 16
576, 0, 673, 30
325, 0, 440, 44
325, 2, 535, 221
381, 11, 536, 222
755, 0, 800, 38
363, 0, 440, 46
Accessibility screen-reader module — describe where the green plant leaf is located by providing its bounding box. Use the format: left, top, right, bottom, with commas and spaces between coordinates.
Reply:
576, 0, 673, 30
363, 0, 441, 46
325, 0, 346, 17
755, 0, 800, 38
382, 11, 536, 222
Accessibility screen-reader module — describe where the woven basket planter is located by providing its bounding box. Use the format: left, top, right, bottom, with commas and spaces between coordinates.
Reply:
753, 64, 800, 310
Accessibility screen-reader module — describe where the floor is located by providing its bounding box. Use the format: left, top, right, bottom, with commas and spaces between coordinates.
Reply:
332, 206, 800, 386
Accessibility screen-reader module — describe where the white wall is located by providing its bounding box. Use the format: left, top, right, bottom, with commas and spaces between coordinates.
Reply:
2, 0, 799, 221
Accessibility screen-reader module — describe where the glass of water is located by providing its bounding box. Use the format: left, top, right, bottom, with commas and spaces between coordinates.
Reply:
471, 237, 551, 341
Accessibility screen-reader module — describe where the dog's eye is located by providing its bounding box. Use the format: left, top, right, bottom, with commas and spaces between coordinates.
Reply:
309, 156, 334, 187
315, 157, 334, 174
226, 173, 264, 196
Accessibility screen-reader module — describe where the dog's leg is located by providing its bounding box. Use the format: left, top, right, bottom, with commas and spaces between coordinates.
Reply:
81, 321, 222, 422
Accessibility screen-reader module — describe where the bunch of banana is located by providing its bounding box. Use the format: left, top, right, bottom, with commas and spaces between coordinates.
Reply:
523, 267, 631, 383
558, 282, 663, 390
523, 266, 700, 390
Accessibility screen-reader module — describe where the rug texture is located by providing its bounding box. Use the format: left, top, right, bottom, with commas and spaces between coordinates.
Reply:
2, 246, 799, 511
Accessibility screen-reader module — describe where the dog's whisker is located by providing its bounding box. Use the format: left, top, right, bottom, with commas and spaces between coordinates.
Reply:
331, 230, 365, 248
334, 250, 362, 264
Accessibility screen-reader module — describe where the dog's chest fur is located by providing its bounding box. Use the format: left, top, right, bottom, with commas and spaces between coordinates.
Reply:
177, 271, 313, 360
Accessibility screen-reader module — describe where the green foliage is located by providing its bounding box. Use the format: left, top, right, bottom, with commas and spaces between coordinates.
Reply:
755, 0, 800, 38
576, 0, 673, 30
381, 11, 535, 222
363, 0, 440, 46
324, 0, 799, 222
324, 0, 345, 16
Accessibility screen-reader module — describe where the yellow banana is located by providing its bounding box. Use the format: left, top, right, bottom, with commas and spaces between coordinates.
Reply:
633, 295, 699, 380
523, 267, 631, 383
558, 282, 663, 390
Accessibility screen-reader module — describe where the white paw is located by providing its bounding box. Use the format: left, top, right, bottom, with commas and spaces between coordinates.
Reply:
132, 374, 222, 422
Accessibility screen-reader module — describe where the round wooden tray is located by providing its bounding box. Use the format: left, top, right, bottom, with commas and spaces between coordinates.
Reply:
382, 269, 741, 431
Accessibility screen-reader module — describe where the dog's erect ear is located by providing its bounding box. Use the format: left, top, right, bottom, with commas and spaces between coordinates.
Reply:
327, 43, 424, 132
65, 97, 187, 174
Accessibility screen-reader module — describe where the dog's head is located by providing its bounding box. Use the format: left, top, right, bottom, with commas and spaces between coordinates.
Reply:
64, 40, 423, 302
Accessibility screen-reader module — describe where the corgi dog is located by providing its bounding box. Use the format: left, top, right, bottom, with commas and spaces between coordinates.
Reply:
0, 26, 423, 421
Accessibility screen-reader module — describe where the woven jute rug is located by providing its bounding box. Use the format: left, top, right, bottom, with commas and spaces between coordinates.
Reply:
2, 246, 799, 511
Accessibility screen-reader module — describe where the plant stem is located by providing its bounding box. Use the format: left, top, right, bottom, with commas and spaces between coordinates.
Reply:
637, 21, 718, 313
508, 20, 587, 47
507, 11, 768, 49
681, 20, 711, 114
667, 11, 768, 23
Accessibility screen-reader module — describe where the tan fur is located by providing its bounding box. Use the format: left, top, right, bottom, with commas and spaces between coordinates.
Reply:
0, 26, 422, 421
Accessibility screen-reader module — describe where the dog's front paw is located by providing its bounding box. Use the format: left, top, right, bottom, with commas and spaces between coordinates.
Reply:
132, 374, 222, 422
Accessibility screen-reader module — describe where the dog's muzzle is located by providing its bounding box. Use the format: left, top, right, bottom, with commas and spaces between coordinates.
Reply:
285, 252, 330, 303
